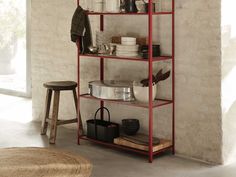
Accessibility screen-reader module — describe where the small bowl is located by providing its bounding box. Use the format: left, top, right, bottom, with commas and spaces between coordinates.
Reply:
122, 119, 140, 135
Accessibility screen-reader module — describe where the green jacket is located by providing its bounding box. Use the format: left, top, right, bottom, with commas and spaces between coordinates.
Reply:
71, 6, 92, 54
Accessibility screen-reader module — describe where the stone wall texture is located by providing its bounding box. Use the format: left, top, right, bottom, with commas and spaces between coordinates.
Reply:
31, 0, 223, 163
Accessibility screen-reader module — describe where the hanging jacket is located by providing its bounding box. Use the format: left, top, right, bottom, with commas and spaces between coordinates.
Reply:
71, 6, 92, 54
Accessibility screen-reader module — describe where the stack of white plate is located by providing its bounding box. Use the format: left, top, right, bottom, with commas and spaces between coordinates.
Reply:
116, 37, 139, 57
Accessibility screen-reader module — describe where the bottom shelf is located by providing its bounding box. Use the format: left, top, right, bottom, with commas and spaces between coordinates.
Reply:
80, 136, 173, 156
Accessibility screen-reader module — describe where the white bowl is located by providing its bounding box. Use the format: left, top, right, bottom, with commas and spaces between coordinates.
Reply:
116, 44, 139, 52
121, 41, 137, 46
133, 83, 157, 103
121, 37, 136, 45
121, 37, 136, 41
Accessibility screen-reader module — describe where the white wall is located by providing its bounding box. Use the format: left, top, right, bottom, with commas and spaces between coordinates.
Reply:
221, 0, 236, 165
31, 0, 223, 163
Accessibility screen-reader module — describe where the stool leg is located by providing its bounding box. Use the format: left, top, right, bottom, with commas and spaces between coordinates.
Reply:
73, 89, 83, 135
49, 91, 60, 144
41, 89, 52, 135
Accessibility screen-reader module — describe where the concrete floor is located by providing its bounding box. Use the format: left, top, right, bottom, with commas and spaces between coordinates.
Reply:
1, 94, 236, 177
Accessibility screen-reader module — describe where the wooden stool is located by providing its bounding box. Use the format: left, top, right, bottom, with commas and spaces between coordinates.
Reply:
41, 81, 83, 144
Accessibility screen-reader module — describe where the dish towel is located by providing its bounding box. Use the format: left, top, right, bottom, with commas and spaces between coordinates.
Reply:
71, 6, 92, 54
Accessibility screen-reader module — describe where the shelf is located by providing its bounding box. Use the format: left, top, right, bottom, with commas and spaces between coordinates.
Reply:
80, 136, 173, 156
80, 94, 173, 109
86, 12, 173, 16
79, 54, 172, 62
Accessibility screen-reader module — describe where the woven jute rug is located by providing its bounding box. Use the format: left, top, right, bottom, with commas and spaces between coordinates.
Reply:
0, 147, 92, 177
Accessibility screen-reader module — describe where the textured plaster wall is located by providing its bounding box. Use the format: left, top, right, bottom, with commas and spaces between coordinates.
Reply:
221, 0, 236, 164
31, 0, 222, 163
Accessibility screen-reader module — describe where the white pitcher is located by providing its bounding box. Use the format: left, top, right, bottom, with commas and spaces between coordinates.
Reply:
104, 0, 120, 12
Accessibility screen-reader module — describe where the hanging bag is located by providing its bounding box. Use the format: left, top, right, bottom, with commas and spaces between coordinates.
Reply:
86, 107, 119, 142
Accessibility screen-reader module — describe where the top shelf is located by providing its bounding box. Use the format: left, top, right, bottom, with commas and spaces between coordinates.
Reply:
86, 12, 173, 16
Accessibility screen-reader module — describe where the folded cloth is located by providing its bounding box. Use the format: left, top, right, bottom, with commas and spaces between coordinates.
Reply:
71, 6, 92, 54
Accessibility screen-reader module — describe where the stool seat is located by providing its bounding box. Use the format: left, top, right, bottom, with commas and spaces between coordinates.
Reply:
44, 81, 77, 91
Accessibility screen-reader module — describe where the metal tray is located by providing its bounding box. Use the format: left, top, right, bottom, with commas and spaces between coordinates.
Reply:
88, 80, 134, 101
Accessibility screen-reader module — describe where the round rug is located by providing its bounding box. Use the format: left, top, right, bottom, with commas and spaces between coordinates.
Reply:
0, 147, 92, 177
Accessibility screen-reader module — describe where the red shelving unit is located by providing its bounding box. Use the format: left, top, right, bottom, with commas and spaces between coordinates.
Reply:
76, 0, 175, 163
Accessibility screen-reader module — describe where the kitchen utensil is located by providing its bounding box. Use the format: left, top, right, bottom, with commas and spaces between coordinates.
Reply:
98, 44, 110, 54
140, 74, 156, 87
140, 69, 171, 87
104, 0, 120, 12
133, 81, 157, 103
120, 0, 126, 12
89, 80, 135, 101
87, 107, 119, 142
135, 0, 145, 13
88, 46, 99, 54
109, 44, 116, 55
122, 119, 140, 135
124, 0, 138, 13
157, 71, 171, 83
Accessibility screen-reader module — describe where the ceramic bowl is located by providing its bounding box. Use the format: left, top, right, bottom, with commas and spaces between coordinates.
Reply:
121, 37, 136, 45
122, 119, 140, 135
133, 82, 157, 103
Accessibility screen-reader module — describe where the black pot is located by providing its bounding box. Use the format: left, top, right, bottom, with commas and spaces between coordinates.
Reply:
141, 45, 161, 59
124, 0, 138, 13
122, 119, 140, 135
144, 3, 156, 13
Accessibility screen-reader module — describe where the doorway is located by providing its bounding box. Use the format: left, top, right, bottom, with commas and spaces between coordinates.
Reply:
0, 0, 30, 97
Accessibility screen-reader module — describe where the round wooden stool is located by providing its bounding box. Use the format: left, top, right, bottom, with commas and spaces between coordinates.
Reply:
41, 81, 83, 144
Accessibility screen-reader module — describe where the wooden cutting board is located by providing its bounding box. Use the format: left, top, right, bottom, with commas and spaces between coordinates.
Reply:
114, 137, 172, 152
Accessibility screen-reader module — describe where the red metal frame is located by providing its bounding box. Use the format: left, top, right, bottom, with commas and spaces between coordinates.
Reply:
148, 0, 154, 163
86, 12, 173, 15
80, 135, 173, 156
76, 0, 175, 163
80, 94, 173, 109
77, 0, 80, 145
100, 15, 104, 120
171, 0, 175, 155
79, 54, 172, 62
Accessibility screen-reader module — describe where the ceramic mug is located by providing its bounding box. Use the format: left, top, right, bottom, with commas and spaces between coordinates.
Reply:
104, 0, 120, 12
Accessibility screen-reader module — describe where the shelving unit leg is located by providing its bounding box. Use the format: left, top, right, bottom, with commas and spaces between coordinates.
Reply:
100, 15, 104, 120
76, 0, 81, 145
77, 40, 81, 145
171, 0, 175, 155
148, 0, 153, 163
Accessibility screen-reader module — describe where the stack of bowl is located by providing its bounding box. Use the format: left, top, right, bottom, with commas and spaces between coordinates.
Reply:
116, 37, 139, 57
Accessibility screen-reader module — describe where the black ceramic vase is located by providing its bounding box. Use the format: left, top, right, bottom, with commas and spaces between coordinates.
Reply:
124, 0, 138, 13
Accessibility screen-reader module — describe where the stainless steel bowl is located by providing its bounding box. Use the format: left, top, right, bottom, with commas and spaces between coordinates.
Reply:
89, 80, 134, 101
